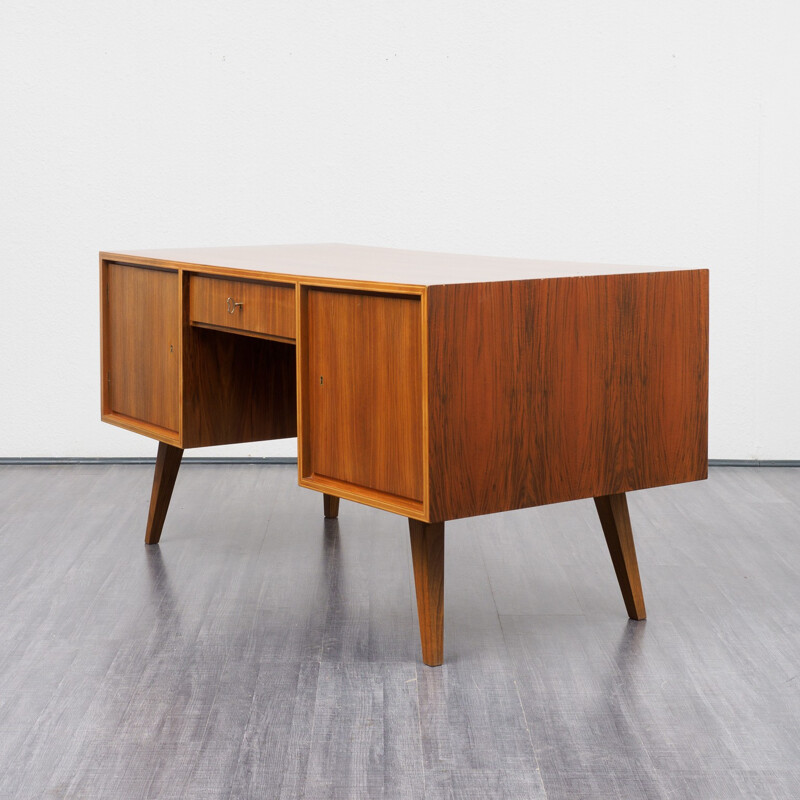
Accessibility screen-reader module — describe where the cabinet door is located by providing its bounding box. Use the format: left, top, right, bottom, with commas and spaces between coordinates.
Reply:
305, 288, 423, 502
105, 263, 180, 435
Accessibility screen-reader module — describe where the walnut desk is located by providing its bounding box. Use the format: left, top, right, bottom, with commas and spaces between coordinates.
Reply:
99, 244, 708, 666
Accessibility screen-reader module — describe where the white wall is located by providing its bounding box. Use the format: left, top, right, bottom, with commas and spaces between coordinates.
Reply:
1, 1, 798, 459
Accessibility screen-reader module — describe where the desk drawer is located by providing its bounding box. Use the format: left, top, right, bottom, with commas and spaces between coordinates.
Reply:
190, 276, 295, 341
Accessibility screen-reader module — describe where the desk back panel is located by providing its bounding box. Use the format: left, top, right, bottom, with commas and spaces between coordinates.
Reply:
181, 326, 297, 449
426, 270, 709, 521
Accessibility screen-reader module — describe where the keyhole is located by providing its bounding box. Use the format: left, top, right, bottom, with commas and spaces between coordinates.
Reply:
320, 376, 324, 385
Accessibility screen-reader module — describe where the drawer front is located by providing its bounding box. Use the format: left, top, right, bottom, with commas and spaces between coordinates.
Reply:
190, 276, 295, 340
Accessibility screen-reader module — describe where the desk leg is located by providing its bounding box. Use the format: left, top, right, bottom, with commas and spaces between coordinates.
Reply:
145, 443, 183, 545
594, 493, 646, 620
409, 519, 445, 666
323, 494, 340, 519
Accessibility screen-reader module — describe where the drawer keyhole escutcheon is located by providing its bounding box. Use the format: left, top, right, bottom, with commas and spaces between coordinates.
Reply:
226, 297, 243, 315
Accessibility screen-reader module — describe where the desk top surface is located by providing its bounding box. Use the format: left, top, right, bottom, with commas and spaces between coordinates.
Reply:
103, 243, 696, 287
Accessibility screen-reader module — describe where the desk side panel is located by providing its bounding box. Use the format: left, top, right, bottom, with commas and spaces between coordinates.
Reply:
628, 270, 709, 490
426, 271, 708, 521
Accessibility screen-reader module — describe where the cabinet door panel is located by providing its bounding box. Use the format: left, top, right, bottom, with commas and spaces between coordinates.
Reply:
307, 289, 423, 501
107, 263, 180, 433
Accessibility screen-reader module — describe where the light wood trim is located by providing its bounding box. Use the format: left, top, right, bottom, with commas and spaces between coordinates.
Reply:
190, 322, 295, 345
99, 257, 110, 418
99, 253, 426, 296
294, 276, 423, 295
177, 268, 185, 447
296, 284, 311, 484
299, 474, 425, 520
101, 412, 180, 446
420, 287, 431, 521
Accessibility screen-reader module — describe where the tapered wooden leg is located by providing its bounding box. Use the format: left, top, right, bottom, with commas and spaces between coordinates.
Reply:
323, 493, 340, 519
409, 519, 445, 666
145, 443, 183, 545
594, 493, 646, 620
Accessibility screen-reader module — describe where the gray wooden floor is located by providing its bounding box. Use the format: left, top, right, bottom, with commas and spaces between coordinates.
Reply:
1, 464, 799, 799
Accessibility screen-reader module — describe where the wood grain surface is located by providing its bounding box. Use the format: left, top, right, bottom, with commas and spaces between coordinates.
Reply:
593, 492, 646, 620
323, 493, 340, 519
181, 327, 296, 449
409, 519, 445, 667
301, 288, 424, 503
144, 442, 183, 545
100, 249, 707, 546
189, 274, 295, 342
627, 271, 709, 489
426, 270, 708, 521
104, 263, 180, 435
